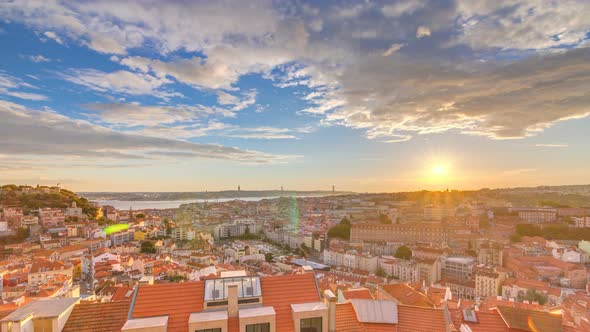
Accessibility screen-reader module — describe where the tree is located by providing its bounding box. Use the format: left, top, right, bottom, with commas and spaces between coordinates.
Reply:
140, 241, 156, 253
375, 265, 387, 278
525, 288, 548, 305
379, 214, 392, 224
327, 218, 351, 240
163, 218, 172, 235
300, 243, 309, 258
394, 246, 412, 260
509, 233, 522, 243
265, 252, 274, 263
135, 213, 146, 219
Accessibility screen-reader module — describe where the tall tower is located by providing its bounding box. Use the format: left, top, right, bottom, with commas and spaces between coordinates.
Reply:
129, 206, 134, 222
238, 185, 241, 192
332, 185, 335, 193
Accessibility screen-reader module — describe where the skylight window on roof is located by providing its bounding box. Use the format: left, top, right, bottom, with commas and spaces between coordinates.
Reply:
204, 276, 261, 301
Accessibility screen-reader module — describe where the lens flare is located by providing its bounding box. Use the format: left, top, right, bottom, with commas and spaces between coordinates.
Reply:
104, 223, 129, 235
291, 196, 299, 232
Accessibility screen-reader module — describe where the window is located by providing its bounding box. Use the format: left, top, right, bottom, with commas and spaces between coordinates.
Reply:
246, 323, 270, 332
301, 317, 322, 332
196, 329, 221, 332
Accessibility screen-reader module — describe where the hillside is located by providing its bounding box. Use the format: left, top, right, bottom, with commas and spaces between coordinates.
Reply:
0, 185, 98, 218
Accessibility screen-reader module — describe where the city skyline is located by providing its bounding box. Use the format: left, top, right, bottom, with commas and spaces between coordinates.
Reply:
1, 0, 589, 192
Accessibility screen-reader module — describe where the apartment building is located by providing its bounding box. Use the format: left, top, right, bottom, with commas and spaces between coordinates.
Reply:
351, 223, 469, 244
442, 256, 476, 280
28, 258, 73, 285
423, 205, 456, 221
509, 207, 557, 223
215, 221, 260, 239
474, 265, 508, 299
38, 208, 65, 227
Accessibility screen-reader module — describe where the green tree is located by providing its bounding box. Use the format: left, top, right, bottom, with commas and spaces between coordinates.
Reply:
163, 218, 172, 235
375, 265, 387, 278
140, 241, 156, 253
524, 288, 548, 305
509, 233, 522, 243
379, 214, 392, 224
327, 218, 352, 240
394, 245, 412, 260
265, 252, 274, 263
135, 213, 146, 219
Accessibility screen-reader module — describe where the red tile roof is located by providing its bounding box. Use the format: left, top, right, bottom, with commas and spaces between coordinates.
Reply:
63, 301, 130, 332
396, 305, 452, 332
130, 273, 320, 332
111, 286, 134, 301
132, 281, 204, 332
260, 273, 321, 332
342, 288, 373, 300
450, 309, 508, 332
496, 306, 563, 332
381, 284, 435, 308
335, 302, 396, 332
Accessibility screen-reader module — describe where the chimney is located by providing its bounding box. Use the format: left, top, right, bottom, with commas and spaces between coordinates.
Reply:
302, 265, 314, 274
228, 284, 238, 318
324, 290, 337, 332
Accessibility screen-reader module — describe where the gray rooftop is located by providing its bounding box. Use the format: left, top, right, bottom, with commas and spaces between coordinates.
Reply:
0, 297, 80, 322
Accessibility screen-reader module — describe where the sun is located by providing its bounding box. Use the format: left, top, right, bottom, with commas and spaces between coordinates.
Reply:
431, 164, 447, 176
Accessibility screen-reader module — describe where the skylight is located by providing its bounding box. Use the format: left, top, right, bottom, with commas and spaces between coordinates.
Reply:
204, 276, 262, 301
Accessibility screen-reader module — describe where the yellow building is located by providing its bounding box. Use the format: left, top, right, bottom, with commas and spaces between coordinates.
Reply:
134, 230, 147, 241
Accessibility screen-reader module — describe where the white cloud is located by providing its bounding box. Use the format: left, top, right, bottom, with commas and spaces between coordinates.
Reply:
60, 69, 180, 100
416, 25, 431, 38
216, 90, 257, 111
323, 47, 590, 141
455, 0, 590, 50
535, 144, 569, 148
0, 100, 296, 164
28, 54, 51, 63
382, 43, 404, 56
382, 0, 427, 17
0, 72, 48, 101
2, 0, 590, 146
43, 31, 63, 44
83, 102, 233, 127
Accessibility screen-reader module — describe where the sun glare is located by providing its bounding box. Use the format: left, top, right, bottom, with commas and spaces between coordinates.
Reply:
431, 164, 447, 176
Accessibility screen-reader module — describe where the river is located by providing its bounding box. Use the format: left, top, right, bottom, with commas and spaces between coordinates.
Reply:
95, 196, 287, 210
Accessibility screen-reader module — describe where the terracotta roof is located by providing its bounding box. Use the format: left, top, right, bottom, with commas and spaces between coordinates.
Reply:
30, 258, 67, 273
396, 305, 451, 332
335, 302, 396, 332
132, 281, 204, 332
450, 309, 508, 332
335, 302, 363, 331
496, 306, 563, 332
62, 301, 130, 332
130, 273, 319, 332
260, 273, 320, 332
111, 286, 134, 301
381, 284, 435, 308
342, 288, 373, 300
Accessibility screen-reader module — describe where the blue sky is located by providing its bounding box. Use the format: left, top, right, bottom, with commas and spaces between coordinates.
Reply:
0, 0, 589, 192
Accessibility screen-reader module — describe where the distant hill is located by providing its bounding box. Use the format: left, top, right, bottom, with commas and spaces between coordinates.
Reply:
79, 190, 352, 201
0, 184, 98, 218
368, 184, 590, 208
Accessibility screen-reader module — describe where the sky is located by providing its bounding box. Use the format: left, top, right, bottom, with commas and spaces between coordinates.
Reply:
0, 0, 589, 192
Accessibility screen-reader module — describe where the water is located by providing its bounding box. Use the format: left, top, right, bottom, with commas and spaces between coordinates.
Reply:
95, 196, 283, 210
